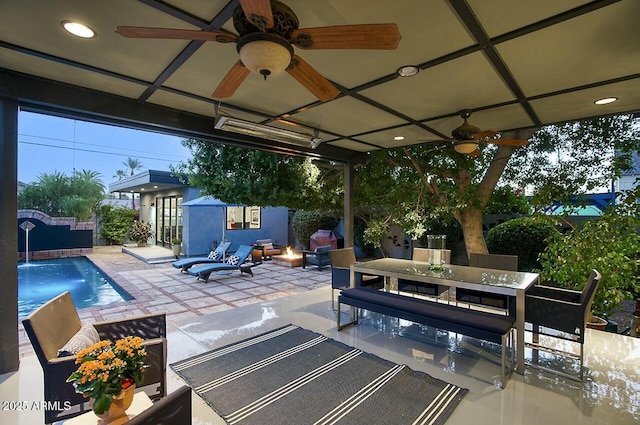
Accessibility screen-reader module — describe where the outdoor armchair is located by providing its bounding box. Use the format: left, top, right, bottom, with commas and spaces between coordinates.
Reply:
256, 238, 282, 259
525, 269, 601, 381
302, 245, 333, 270
328, 247, 383, 309
22, 291, 167, 424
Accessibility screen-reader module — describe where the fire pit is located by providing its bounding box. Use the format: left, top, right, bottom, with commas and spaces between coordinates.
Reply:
272, 247, 303, 268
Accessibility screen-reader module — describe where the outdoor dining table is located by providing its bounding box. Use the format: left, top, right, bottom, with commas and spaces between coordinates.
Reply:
350, 258, 539, 374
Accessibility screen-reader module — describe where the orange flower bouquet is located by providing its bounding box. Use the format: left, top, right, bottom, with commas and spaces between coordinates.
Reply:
66, 336, 147, 415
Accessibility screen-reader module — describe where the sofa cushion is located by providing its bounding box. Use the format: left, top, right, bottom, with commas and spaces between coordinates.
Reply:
57, 322, 100, 357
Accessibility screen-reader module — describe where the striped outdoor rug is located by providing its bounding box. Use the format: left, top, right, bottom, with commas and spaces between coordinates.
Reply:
171, 324, 467, 425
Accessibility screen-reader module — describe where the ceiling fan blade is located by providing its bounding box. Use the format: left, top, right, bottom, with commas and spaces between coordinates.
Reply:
116, 26, 238, 43
212, 60, 251, 98
286, 55, 340, 102
290, 24, 401, 50
488, 138, 529, 147
472, 130, 499, 140
239, 0, 274, 29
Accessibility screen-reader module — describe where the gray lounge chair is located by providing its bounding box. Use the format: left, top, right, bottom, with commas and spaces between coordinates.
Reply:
172, 241, 231, 272
187, 245, 255, 282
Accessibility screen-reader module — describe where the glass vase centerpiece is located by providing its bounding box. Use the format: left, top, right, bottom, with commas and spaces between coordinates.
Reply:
67, 336, 147, 424
427, 234, 447, 271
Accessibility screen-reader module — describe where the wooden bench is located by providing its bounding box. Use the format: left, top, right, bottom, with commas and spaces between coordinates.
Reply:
337, 287, 516, 388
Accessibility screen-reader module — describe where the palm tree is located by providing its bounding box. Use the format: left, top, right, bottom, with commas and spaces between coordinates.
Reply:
113, 169, 127, 180
123, 157, 143, 176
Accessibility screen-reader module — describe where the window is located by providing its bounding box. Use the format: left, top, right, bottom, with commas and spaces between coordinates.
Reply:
226, 206, 261, 230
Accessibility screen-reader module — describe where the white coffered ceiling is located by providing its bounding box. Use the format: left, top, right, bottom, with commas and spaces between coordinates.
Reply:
1, 0, 638, 162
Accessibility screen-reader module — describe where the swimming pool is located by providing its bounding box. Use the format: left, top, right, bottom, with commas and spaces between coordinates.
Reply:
18, 256, 132, 318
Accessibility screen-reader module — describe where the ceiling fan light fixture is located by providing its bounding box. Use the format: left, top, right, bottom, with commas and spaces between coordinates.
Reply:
453, 141, 478, 154
237, 32, 293, 79
396, 65, 419, 77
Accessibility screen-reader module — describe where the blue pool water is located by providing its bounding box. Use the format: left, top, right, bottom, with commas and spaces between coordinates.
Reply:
18, 256, 132, 318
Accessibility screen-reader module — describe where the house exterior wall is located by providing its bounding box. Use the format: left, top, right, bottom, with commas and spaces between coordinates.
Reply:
183, 206, 289, 256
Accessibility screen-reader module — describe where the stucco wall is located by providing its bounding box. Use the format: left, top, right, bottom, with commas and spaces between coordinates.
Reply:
183, 206, 289, 256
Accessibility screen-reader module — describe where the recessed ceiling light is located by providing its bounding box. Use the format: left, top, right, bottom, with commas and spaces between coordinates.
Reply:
594, 97, 618, 105
394, 136, 405, 141
140, 188, 145, 191
396, 65, 419, 77
61, 20, 96, 39
153, 185, 158, 189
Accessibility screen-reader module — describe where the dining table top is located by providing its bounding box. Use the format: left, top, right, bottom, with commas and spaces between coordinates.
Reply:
352, 258, 539, 294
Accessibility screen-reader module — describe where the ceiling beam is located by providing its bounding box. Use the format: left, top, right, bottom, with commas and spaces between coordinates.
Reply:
0, 69, 367, 164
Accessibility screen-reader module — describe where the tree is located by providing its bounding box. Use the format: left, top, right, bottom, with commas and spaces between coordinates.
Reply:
18, 170, 105, 220
123, 157, 143, 176
359, 114, 637, 255
174, 115, 638, 257
113, 169, 127, 180
171, 140, 341, 209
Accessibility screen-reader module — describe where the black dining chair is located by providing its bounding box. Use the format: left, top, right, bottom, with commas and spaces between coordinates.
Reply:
397, 248, 451, 300
328, 247, 383, 310
456, 253, 518, 314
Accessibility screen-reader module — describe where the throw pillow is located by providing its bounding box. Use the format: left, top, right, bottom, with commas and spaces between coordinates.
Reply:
264, 243, 274, 250
226, 255, 240, 266
57, 322, 100, 357
208, 250, 220, 260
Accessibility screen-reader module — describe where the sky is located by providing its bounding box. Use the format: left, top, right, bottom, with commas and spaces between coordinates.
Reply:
18, 111, 193, 188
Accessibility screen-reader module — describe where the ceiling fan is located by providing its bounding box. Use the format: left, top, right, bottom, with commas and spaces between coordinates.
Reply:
423, 110, 529, 156
116, 0, 401, 102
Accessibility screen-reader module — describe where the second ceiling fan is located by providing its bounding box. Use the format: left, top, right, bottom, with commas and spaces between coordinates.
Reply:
423, 110, 529, 156
116, 0, 402, 102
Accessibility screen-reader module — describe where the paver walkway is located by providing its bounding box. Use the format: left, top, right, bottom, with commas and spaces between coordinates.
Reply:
18, 246, 331, 357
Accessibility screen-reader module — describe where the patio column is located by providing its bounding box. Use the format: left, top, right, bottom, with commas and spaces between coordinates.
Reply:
0, 97, 19, 373
343, 163, 354, 248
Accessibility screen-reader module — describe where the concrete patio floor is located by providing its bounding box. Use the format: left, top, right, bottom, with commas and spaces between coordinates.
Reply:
5, 245, 639, 424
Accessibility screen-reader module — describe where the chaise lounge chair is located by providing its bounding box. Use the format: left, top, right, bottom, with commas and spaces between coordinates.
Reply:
187, 245, 255, 282
172, 241, 231, 273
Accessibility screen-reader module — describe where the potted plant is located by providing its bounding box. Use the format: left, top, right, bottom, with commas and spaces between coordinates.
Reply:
171, 238, 182, 256
129, 220, 152, 247
66, 336, 147, 420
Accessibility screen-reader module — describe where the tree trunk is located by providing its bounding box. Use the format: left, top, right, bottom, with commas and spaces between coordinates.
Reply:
458, 208, 487, 257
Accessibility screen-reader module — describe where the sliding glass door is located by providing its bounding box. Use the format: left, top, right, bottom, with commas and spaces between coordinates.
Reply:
155, 196, 183, 247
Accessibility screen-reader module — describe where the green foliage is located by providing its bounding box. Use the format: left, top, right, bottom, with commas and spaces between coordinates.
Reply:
172, 140, 341, 209
97, 205, 138, 245
291, 210, 339, 248
418, 217, 463, 247
504, 115, 639, 209
485, 186, 530, 214
18, 170, 104, 220
123, 157, 143, 176
486, 216, 560, 271
539, 211, 639, 316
